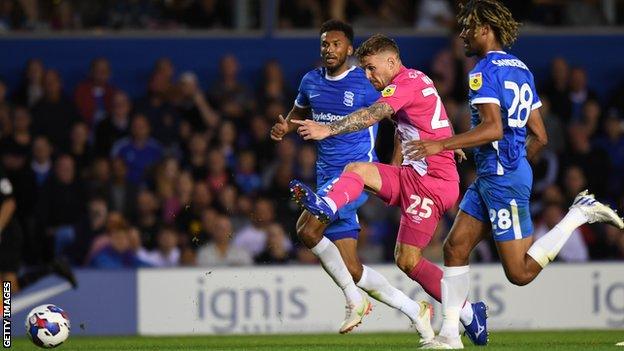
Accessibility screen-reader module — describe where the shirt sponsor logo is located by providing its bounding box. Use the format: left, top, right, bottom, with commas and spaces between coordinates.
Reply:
382, 84, 396, 97
469, 72, 482, 90
312, 111, 347, 124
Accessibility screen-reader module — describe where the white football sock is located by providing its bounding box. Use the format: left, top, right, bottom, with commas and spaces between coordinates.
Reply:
460, 301, 474, 325
527, 207, 588, 268
322, 196, 338, 214
311, 237, 362, 305
439, 265, 470, 339
356, 265, 421, 322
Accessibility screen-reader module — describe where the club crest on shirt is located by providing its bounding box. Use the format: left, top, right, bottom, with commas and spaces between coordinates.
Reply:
469, 72, 482, 90
382, 84, 396, 97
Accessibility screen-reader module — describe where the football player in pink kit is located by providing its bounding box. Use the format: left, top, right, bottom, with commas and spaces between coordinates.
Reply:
290, 34, 487, 346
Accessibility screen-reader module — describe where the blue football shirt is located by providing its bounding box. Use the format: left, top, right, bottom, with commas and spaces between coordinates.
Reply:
295, 66, 380, 181
468, 51, 541, 176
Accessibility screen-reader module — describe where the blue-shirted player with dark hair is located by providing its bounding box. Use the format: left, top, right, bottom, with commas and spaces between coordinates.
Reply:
270, 20, 436, 339
407, 1, 624, 348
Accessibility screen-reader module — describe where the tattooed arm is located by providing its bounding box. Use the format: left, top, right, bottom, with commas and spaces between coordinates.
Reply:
292, 102, 395, 141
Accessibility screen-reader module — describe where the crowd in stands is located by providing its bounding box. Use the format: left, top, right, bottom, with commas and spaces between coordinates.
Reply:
0, 37, 623, 271
0, 0, 622, 32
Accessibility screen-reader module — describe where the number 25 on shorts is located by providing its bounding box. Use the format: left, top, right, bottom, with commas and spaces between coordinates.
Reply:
489, 199, 521, 236
406, 195, 433, 219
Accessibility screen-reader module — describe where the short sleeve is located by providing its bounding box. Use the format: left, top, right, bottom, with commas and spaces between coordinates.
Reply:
469, 69, 500, 106
294, 76, 310, 108
529, 74, 542, 110
363, 81, 381, 107
377, 82, 411, 113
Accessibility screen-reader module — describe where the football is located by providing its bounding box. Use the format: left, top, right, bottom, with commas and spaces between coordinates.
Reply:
25, 304, 71, 348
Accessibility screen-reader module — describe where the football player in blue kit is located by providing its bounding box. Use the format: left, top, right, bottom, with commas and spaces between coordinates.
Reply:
407, 1, 624, 348
270, 20, 437, 339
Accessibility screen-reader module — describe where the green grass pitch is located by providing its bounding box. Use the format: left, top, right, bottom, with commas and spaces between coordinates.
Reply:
8, 331, 624, 350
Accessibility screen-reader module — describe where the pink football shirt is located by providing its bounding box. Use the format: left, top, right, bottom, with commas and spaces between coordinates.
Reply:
378, 66, 459, 181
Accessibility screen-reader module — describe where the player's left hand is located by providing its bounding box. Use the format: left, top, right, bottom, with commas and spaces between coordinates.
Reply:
455, 149, 467, 163
405, 140, 444, 160
291, 119, 331, 140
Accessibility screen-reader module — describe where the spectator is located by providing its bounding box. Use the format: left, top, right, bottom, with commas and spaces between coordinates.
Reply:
0, 106, 32, 160
175, 181, 212, 240
94, 90, 132, 157
135, 68, 179, 148
541, 57, 569, 119
415, 0, 453, 29
107, 157, 138, 217
196, 214, 252, 266
175, 71, 219, 133
258, 60, 292, 108
138, 225, 180, 267
233, 197, 292, 256
154, 157, 180, 206
534, 203, 589, 262
132, 190, 162, 250
74, 57, 116, 128
31, 69, 79, 150
30, 136, 53, 187
162, 170, 193, 225
234, 150, 261, 195
208, 54, 252, 121
593, 115, 624, 196
89, 219, 146, 269
206, 149, 230, 193
561, 123, 611, 197
295, 144, 316, 186
13, 58, 45, 108
111, 114, 164, 185
68, 121, 93, 176
36, 154, 86, 262
71, 197, 109, 265
215, 120, 237, 168
86, 157, 110, 199
255, 223, 293, 264
184, 133, 209, 180
566, 67, 598, 122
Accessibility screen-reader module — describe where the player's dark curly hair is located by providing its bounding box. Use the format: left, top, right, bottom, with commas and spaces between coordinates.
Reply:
457, 0, 520, 48
319, 19, 354, 44
354, 34, 400, 61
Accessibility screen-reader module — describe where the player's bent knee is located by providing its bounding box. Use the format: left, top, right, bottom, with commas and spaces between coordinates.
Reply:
343, 162, 366, 174
505, 270, 534, 286
296, 225, 322, 248
395, 253, 418, 274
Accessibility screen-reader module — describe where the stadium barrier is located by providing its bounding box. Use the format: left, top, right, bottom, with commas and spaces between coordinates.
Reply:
10, 264, 624, 336
1, 34, 623, 99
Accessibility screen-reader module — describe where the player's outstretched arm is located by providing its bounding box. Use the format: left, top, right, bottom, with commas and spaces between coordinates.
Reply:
405, 103, 503, 159
525, 108, 548, 162
270, 105, 310, 141
292, 102, 394, 141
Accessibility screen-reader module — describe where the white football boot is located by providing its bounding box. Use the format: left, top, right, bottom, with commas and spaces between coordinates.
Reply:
339, 293, 372, 334
571, 190, 624, 229
419, 334, 464, 349
413, 301, 435, 344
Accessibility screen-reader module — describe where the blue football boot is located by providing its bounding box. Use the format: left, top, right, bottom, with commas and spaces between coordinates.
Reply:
289, 179, 338, 224
462, 301, 488, 346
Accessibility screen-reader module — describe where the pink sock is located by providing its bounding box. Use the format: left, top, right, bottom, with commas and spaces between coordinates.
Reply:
408, 258, 443, 302
325, 171, 364, 210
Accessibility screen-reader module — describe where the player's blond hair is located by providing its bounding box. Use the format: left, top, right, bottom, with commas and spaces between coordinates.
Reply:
355, 34, 400, 61
457, 0, 520, 48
